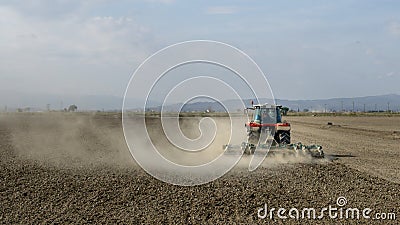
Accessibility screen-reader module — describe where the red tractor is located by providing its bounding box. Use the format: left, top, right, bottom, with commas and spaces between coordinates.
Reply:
224, 103, 324, 157
246, 103, 290, 143
238, 103, 323, 157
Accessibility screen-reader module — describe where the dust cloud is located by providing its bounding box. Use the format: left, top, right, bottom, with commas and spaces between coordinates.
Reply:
3, 113, 133, 168
1, 113, 325, 171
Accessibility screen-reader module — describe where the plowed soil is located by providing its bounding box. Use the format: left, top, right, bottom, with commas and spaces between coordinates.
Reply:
0, 113, 398, 224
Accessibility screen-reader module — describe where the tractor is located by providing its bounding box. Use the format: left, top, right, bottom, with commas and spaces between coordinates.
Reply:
224, 103, 324, 158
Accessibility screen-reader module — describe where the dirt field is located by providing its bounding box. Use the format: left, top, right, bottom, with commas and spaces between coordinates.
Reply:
289, 116, 400, 184
0, 113, 398, 224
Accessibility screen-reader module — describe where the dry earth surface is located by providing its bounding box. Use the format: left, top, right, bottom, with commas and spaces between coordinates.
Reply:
0, 113, 399, 224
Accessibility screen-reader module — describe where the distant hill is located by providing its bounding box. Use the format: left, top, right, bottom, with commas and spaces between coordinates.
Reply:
275, 94, 400, 112
0, 90, 160, 112
0, 90, 398, 112
150, 94, 400, 113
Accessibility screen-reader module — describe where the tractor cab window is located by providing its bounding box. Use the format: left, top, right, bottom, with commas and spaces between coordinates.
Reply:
260, 108, 276, 124
276, 108, 282, 123
253, 108, 261, 123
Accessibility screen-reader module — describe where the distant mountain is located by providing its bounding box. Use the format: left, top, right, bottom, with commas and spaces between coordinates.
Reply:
0, 90, 160, 112
275, 94, 400, 112
149, 94, 400, 113
153, 99, 270, 112
0, 90, 398, 112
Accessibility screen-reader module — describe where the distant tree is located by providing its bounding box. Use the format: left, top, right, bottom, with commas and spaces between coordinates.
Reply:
68, 105, 78, 112
281, 107, 289, 116
303, 108, 309, 112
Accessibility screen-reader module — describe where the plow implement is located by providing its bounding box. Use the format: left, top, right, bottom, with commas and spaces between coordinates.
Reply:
223, 142, 324, 158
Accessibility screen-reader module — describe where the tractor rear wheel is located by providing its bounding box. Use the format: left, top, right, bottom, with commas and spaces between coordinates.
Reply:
275, 131, 290, 144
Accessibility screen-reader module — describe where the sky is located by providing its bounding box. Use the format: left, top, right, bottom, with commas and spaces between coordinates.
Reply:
1, 0, 400, 102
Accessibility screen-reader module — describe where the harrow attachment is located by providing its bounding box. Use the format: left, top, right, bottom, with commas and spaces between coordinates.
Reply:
223, 142, 324, 158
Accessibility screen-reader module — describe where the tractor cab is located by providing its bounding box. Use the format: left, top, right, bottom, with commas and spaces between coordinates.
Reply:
245, 103, 291, 146
248, 104, 283, 125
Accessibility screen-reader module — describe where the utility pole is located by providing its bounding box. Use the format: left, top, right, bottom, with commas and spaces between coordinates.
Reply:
324, 104, 327, 113
363, 104, 366, 113
387, 102, 390, 112
352, 101, 355, 112
375, 103, 377, 112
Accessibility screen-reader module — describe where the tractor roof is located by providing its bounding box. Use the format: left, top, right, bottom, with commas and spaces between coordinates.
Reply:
252, 103, 282, 108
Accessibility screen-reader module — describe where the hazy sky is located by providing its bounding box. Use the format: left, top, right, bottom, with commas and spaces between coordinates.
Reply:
1, 0, 400, 100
